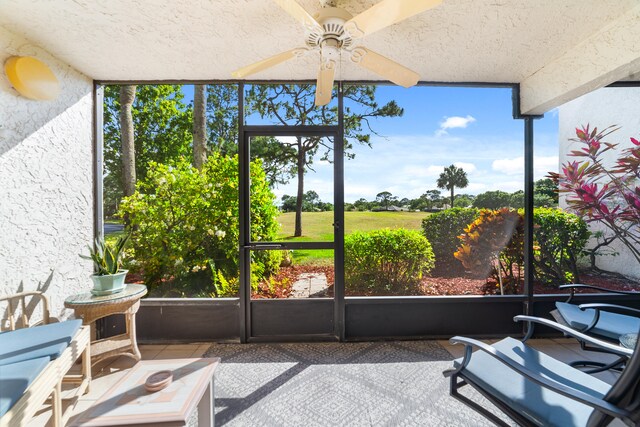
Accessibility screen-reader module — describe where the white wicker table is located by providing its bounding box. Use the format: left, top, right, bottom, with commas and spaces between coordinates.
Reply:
70, 358, 220, 427
64, 284, 147, 366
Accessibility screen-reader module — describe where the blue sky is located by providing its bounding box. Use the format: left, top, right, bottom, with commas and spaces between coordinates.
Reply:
267, 85, 559, 203
184, 84, 559, 203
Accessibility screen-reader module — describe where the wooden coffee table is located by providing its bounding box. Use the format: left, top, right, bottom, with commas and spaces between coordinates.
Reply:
70, 358, 220, 426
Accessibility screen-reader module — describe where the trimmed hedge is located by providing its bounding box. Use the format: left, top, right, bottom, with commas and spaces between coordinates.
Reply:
345, 228, 435, 295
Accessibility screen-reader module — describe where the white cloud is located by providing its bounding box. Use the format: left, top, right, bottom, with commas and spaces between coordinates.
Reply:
272, 129, 556, 202
453, 162, 477, 173
496, 180, 524, 193
534, 156, 559, 178
492, 157, 524, 175
436, 115, 476, 136
401, 164, 446, 177
465, 183, 488, 193
491, 156, 558, 178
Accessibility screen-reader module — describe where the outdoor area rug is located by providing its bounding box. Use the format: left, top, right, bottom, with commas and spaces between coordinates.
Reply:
204, 340, 514, 426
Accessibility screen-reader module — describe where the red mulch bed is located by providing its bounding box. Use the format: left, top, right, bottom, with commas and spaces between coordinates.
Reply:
421, 271, 639, 296
128, 266, 638, 298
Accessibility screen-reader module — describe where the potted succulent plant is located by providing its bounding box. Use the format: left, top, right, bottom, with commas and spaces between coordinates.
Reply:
80, 234, 130, 295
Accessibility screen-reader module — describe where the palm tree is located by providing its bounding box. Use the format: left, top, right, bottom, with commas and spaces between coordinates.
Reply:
437, 164, 469, 208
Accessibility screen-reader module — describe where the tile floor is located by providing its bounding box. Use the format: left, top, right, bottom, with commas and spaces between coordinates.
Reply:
28, 338, 621, 426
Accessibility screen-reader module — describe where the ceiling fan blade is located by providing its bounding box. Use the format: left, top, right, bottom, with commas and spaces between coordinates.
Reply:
271, 0, 323, 32
344, 0, 442, 38
350, 47, 419, 88
315, 60, 335, 106
231, 49, 302, 78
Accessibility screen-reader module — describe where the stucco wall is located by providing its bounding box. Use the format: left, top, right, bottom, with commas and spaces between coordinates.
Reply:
558, 86, 640, 280
0, 26, 94, 323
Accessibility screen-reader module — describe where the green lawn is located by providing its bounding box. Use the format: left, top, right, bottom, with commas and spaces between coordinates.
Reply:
276, 211, 429, 264
276, 211, 427, 240
105, 211, 429, 265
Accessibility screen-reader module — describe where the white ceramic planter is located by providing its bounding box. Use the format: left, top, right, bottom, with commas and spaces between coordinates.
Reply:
91, 270, 128, 296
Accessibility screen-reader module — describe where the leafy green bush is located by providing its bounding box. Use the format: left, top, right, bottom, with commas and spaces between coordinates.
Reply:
472, 190, 513, 209
345, 228, 435, 295
119, 154, 280, 295
533, 208, 589, 285
421, 208, 479, 274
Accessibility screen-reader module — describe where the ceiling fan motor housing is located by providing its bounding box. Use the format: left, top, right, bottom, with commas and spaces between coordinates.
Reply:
307, 7, 354, 60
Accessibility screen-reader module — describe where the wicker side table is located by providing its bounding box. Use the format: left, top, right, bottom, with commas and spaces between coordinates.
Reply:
65, 284, 147, 366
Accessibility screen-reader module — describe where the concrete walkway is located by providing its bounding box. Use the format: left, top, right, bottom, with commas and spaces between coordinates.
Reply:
290, 272, 329, 298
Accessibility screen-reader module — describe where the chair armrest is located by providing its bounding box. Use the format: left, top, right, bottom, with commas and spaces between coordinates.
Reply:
0, 291, 50, 331
578, 303, 640, 317
447, 335, 630, 419
514, 315, 632, 357
559, 284, 638, 303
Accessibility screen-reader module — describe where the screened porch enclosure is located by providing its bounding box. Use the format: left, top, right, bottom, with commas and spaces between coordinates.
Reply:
97, 82, 640, 343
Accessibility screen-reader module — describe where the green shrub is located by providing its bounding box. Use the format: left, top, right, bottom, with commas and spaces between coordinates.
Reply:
345, 228, 435, 295
472, 190, 512, 209
421, 208, 479, 274
119, 154, 280, 295
533, 208, 589, 285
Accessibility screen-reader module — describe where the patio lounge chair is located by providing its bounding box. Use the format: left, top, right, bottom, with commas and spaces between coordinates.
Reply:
553, 284, 640, 372
0, 292, 91, 427
443, 315, 639, 427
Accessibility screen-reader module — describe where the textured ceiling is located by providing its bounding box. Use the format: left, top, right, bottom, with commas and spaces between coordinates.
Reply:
0, 0, 637, 83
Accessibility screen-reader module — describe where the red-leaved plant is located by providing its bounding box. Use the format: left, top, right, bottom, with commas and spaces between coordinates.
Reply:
549, 125, 640, 264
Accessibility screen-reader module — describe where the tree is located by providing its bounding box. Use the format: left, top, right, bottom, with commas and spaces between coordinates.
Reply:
281, 191, 331, 212
376, 191, 396, 209
473, 190, 512, 209
303, 190, 321, 211
353, 198, 370, 211
205, 84, 239, 156
437, 165, 469, 208
423, 189, 442, 202
423, 189, 443, 209
193, 84, 207, 169
281, 195, 296, 212
534, 178, 558, 205
103, 85, 193, 216
119, 85, 137, 198
509, 190, 524, 209
246, 84, 403, 236
454, 194, 474, 208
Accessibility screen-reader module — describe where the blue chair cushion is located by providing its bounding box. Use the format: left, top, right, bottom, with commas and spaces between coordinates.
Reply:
556, 302, 640, 341
454, 337, 610, 427
0, 319, 82, 366
0, 356, 50, 417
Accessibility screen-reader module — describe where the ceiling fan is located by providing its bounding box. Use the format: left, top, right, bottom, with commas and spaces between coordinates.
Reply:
231, 0, 442, 106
